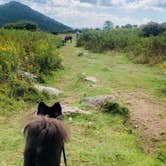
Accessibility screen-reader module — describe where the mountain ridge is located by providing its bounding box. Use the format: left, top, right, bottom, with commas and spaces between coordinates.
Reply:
0, 1, 72, 32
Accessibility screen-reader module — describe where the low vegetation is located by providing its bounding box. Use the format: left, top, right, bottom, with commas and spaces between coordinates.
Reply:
0, 29, 63, 115
0, 30, 165, 165
77, 22, 166, 64
101, 101, 129, 117
3, 21, 39, 31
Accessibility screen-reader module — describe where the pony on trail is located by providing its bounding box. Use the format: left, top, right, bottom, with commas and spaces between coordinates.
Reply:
64, 35, 72, 43
24, 102, 68, 166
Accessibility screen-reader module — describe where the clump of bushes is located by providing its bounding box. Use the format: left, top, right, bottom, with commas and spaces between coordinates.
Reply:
140, 21, 166, 37
1, 79, 51, 102
77, 23, 166, 64
157, 140, 166, 163
101, 101, 129, 117
0, 29, 63, 83
3, 21, 39, 31
0, 29, 63, 115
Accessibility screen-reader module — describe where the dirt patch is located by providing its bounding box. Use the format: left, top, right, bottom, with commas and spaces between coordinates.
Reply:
114, 90, 166, 154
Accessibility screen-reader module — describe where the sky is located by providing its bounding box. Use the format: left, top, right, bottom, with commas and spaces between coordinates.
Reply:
0, 0, 166, 28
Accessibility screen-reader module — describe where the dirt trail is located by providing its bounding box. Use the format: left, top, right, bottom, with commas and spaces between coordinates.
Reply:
59, 41, 166, 154
114, 90, 166, 153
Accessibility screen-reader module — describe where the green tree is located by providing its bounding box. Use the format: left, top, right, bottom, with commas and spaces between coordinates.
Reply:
3, 21, 39, 31
103, 21, 114, 30
141, 21, 161, 37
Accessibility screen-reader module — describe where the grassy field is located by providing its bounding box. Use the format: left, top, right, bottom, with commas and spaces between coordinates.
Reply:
0, 39, 166, 165
47, 40, 166, 102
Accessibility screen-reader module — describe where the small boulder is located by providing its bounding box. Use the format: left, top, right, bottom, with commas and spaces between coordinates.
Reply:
34, 84, 63, 96
163, 70, 166, 75
84, 76, 98, 83
19, 71, 39, 82
62, 105, 91, 114
82, 95, 115, 108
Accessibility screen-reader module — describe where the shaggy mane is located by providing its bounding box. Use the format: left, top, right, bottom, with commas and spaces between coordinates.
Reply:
24, 115, 68, 145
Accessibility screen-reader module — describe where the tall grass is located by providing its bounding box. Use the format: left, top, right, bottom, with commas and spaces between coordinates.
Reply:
0, 29, 63, 115
0, 29, 63, 82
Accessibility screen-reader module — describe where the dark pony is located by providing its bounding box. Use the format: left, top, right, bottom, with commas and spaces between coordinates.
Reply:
37, 102, 62, 118
24, 102, 68, 166
64, 35, 72, 43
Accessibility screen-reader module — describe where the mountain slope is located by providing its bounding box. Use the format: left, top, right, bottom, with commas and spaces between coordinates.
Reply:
0, 1, 72, 32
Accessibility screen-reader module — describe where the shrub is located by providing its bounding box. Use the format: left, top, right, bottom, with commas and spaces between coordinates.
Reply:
101, 101, 129, 117
0, 29, 62, 115
140, 22, 161, 37
77, 28, 166, 64
157, 140, 166, 163
0, 29, 63, 82
6, 79, 50, 101
3, 21, 39, 31
9, 80, 29, 98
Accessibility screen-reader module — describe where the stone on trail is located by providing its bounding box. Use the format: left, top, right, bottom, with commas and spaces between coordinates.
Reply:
84, 76, 98, 83
163, 70, 166, 75
34, 84, 63, 96
62, 105, 91, 114
82, 95, 115, 108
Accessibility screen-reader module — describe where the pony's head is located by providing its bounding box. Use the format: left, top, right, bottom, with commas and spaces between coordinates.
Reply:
24, 116, 68, 166
37, 102, 62, 118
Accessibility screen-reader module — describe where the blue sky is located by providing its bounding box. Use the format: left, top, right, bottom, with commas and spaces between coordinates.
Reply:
0, 0, 166, 28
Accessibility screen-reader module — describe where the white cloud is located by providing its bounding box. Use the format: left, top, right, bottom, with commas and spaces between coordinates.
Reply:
0, 0, 165, 28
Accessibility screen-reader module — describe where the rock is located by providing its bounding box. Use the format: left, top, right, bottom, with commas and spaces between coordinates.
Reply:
134, 125, 139, 129
82, 95, 115, 108
84, 76, 98, 83
34, 84, 63, 96
19, 71, 39, 82
62, 105, 91, 114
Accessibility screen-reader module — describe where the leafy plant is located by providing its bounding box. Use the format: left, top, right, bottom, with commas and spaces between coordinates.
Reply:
77, 28, 166, 64
101, 100, 129, 117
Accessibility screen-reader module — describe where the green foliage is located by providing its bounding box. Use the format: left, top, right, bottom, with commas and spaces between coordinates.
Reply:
0, 81, 52, 116
77, 28, 166, 64
103, 20, 114, 30
3, 21, 39, 31
140, 21, 166, 37
157, 139, 166, 163
101, 101, 129, 117
0, 29, 62, 115
0, 29, 62, 83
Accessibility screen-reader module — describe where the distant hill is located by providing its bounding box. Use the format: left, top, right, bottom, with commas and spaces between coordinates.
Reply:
0, 1, 72, 33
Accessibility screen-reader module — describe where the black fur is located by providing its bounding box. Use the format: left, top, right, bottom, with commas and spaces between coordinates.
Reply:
24, 116, 68, 166
37, 102, 62, 118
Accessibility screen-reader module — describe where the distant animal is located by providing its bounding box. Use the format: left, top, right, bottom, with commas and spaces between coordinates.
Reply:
64, 35, 72, 43
24, 102, 68, 166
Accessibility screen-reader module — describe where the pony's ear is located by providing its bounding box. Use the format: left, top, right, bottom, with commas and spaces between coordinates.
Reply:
52, 102, 62, 115
37, 102, 48, 115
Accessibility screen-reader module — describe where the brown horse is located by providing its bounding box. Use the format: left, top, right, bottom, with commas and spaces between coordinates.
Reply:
24, 115, 68, 166
64, 35, 72, 43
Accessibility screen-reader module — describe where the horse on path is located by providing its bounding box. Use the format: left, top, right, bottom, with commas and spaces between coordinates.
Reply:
64, 35, 72, 43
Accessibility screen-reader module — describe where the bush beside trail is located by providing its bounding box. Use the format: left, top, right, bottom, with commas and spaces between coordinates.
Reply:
77, 29, 166, 64
0, 29, 63, 115
0, 29, 63, 83
101, 100, 129, 117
